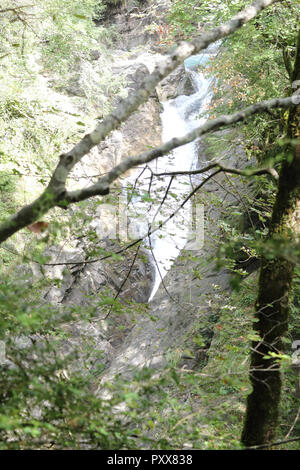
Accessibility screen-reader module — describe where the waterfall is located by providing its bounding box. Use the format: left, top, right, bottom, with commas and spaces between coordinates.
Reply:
124, 48, 218, 302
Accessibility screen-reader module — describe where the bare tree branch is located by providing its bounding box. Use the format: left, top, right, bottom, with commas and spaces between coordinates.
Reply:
0, 0, 283, 244
285, 406, 300, 439
42, 170, 221, 267
104, 244, 141, 320
49, 0, 279, 186
0, 5, 34, 14
242, 436, 300, 450
63, 95, 297, 204
0, 96, 297, 244
152, 164, 279, 180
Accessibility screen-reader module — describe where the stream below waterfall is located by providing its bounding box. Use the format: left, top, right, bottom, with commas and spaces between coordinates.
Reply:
125, 47, 218, 302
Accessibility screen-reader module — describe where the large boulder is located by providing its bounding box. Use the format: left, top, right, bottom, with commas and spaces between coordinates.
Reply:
156, 65, 194, 101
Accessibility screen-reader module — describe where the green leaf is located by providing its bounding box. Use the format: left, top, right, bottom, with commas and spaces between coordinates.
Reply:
73, 14, 88, 20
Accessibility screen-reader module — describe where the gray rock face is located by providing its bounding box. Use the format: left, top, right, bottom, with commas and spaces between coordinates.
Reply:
99, 128, 255, 385
156, 65, 194, 101
177, 73, 195, 97
33, 238, 154, 375
95, 59, 162, 174
25, 2, 256, 404
27, 4, 168, 375
108, 0, 171, 51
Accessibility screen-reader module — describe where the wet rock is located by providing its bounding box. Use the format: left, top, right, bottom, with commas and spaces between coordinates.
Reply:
156, 65, 194, 101
99, 128, 256, 384
177, 73, 194, 96
127, 63, 149, 92
156, 65, 185, 101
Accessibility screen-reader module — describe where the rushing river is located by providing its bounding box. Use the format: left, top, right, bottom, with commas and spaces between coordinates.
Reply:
124, 48, 218, 301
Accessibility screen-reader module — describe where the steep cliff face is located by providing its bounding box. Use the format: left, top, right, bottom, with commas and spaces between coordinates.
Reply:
31, 0, 190, 373
7, 0, 254, 403
34, 1, 256, 386
1, 1, 263, 447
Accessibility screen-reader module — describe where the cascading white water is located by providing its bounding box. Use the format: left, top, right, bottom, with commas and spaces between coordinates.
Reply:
124, 47, 218, 301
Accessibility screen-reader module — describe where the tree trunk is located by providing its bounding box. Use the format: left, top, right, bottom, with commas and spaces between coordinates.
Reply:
241, 30, 300, 447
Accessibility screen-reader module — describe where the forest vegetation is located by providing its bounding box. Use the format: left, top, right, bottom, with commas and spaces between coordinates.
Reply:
0, 0, 299, 451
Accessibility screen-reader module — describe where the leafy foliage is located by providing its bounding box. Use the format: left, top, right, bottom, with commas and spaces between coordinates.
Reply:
0, 0, 299, 451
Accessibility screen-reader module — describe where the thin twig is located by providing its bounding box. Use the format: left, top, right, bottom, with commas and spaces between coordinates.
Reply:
242, 436, 300, 450
42, 170, 221, 267
285, 406, 300, 440
0, 5, 34, 14
104, 244, 141, 320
